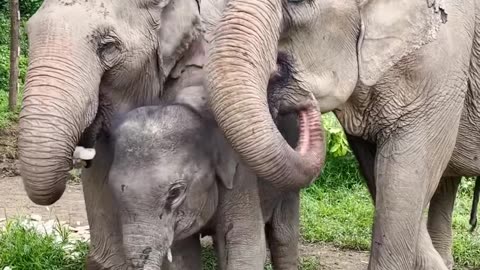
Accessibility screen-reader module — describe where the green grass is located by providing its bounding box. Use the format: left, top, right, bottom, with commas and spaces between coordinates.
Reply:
451, 180, 480, 269
0, 218, 89, 270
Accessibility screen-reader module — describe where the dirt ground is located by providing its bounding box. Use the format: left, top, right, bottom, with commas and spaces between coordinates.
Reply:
0, 126, 370, 269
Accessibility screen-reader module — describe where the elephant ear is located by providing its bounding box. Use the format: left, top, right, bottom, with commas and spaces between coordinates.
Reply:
358, 0, 447, 86
157, 0, 202, 79
213, 132, 238, 190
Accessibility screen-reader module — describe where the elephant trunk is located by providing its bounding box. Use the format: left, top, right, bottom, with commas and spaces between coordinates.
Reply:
122, 223, 170, 269
19, 39, 101, 205
206, 0, 325, 189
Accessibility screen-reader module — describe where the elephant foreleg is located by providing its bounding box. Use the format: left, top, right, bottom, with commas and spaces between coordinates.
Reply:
427, 176, 461, 270
266, 191, 300, 270
369, 127, 457, 270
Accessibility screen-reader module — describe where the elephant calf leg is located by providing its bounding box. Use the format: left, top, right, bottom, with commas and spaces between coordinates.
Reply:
426, 177, 460, 270
266, 191, 300, 270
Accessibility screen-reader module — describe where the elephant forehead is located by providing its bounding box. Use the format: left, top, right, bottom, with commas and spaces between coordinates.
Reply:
110, 156, 212, 190
112, 141, 211, 169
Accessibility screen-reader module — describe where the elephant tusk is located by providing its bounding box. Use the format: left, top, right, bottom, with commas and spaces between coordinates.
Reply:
167, 249, 172, 263
72, 147, 96, 169
73, 146, 96, 161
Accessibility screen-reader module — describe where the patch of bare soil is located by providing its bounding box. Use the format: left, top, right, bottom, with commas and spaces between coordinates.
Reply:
0, 125, 19, 178
0, 176, 88, 227
300, 243, 369, 270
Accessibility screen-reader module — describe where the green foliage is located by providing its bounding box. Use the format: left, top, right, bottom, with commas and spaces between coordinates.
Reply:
451, 183, 480, 269
0, 0, 43, 18
0, 90, 21, 129
0, 12, 28, 128
0, 218, 89, 270
322, 113, 351, 158
0, 44, 29, 92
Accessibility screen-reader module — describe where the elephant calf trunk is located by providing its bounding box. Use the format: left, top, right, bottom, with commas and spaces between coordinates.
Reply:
122, 223, 171, 269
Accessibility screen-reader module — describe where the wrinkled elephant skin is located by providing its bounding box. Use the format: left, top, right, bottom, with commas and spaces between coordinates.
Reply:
206, 0, 480, 269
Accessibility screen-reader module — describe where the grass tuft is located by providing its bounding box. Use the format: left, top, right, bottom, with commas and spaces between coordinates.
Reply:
0, 218, 89, 270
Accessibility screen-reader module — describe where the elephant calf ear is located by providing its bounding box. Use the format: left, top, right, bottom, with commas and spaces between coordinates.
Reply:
213, 132, 238, 190
358, 0, 445, 86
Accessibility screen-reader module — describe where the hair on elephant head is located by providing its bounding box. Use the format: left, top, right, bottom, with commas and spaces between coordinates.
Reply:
108, 103, 236, 269
18, 0, 203, 205
205, 0, 449, 189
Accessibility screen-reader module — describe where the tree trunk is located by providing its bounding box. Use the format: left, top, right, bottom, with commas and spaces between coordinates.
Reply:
8, 0, 20, 111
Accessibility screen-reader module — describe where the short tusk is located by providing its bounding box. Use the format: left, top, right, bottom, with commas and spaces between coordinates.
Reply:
72, 147, 96, 169
73, 146, 96, 160
167, 249, 172, 263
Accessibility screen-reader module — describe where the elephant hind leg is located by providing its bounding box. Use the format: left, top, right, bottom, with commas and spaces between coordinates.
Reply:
469, 176, 480, 232
416, 216, 451, 270
427, 176, 461, 270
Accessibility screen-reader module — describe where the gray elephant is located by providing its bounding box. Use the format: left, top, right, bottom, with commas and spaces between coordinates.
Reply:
16, 0, 213, 268
105, 36, 301, 270
205, 0, 480, 269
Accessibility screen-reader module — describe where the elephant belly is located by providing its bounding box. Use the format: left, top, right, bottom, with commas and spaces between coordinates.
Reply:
446, 93, 480, 176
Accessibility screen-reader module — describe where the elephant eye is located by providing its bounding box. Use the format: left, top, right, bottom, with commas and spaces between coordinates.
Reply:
287, 0, 312, 5
97, 35, 124, 68
167, 186, 183, 201
288, 0, 305, 4
165, 182, 187, 211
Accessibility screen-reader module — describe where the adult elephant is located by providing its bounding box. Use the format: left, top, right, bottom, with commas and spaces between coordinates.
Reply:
18, 0, 208, 268
206, 0, 479, 269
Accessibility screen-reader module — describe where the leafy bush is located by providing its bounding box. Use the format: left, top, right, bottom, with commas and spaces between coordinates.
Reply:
323, 113, 351, 158
0, 45, 29, 93
0, 0, 43, 18
0, 14, 29, 94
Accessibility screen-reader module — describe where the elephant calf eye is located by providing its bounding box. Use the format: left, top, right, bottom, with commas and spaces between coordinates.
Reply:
167, 187, 182, 201
165, 182, 187, 210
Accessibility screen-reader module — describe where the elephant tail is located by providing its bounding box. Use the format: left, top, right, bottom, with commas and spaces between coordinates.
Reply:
469, 176, 480, 232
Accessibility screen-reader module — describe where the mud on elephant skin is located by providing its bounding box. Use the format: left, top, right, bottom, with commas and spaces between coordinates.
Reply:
104, 74, 302, 269
206, 0, 480, 269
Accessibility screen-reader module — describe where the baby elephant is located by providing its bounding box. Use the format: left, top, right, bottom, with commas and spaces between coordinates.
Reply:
107, 72, 301, 269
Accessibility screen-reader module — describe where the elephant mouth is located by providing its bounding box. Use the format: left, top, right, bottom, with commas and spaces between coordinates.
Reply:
296, 107, 320, 155
74, 90, 114, 169
269, 52, 322, 155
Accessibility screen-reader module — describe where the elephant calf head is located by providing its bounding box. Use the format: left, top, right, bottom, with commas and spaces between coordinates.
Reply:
19, 0, 202, 205
108, 101, 236, 269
